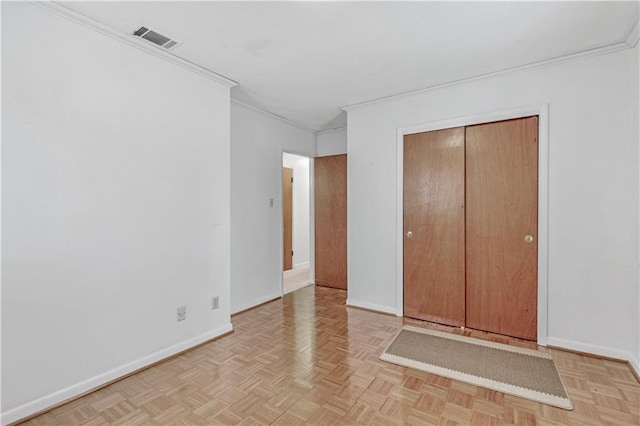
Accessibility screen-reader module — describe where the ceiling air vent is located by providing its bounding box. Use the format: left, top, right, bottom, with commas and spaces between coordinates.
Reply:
133, 26, 179, 50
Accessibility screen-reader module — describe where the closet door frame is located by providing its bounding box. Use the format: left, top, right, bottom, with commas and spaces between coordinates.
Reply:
395, 104, 549, 346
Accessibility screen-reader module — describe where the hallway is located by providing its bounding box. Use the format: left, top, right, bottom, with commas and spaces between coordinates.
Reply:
283, 265, 311, 294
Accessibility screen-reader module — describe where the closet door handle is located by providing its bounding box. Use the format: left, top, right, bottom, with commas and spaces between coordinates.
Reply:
524, 235, 534, 243
406, 231, 413, 238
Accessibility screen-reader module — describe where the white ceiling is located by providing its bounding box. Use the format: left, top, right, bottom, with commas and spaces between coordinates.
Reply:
60, 1, 638, 131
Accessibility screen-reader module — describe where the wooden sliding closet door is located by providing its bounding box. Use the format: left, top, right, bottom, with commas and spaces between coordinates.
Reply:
314, 154, 347, 289
465, 117, 538, 341
403, 128, 465, 326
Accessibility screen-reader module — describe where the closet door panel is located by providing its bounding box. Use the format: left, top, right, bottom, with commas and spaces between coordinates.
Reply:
403, 128, 465, 326
315, 154, 347, 289
465, 117, 538, 341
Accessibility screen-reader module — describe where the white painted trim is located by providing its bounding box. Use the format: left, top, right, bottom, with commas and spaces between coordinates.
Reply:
343, 42, 631, 112
1, 324, 233, 425
537, 105, 550, 346
278, 157, 285, 296
308, 156, 315, 287
231, 292, 281, 315
395, 104, 550, 346
546, 337, 631, 363
232, 100, 317, 134
626, 20, 639, 48
31, 2, 237, 88
317, 126, 347, 135
629, 353, 640, 378
346, 299, 398, 315
294, 261, 310, 269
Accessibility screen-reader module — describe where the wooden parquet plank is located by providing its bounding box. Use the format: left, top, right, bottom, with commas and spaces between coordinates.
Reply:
413, 393, 446, 418
356, 388, 387, 412
405, 409, 441, 426
469, 411, 502, 426
270, 411, 306, 425
379, 396, 415, 422
191, 398, 228, 419
210, 409, 243, 425
369, 412, 405, 425
536, 403, 570, 424
81, 416, 110, 426
247, 403, 284, 425
343, 401, 377, 424
304, 404, 347, 425
99, 401, 139, 423
109, 408, 151, 425
441, 401, 474, 424
503, 407, 536, 426
16, 285, 640, 425
285, 397, 320, 421
471, 397, 504, 419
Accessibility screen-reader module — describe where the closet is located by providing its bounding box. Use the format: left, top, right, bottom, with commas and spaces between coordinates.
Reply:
403, 116, 538, 341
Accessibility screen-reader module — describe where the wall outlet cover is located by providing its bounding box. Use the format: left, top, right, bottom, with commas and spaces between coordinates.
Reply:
177, 306, 186, 321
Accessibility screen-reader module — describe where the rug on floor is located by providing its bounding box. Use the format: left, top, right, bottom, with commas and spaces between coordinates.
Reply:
380, 325, 573, 410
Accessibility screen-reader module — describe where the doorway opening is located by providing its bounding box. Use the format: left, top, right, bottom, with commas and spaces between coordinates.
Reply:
282, 152, 313, 294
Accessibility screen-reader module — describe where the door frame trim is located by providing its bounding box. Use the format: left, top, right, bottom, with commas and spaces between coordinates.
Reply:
395, 104, 549, 346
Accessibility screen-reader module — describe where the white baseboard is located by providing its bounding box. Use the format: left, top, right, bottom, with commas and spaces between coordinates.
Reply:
293, 261, 310, 269
629, 353, 640, 378
231, 292, 281, 315
546, 336, 631, 362
1, 324, 233, 425
346, 298, 398, 316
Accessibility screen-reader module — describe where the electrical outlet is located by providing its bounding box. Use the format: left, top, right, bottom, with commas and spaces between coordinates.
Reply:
177, 306, 186, 321
212, 296, 219, 310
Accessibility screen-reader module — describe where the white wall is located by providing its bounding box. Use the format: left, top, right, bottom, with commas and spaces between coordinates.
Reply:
346, 46, 639, 366
1, 3, 233, 422
637, 39, 640, 374
230, 102, 316, 313
283, 153, 310, 268
317, 128, 347, 157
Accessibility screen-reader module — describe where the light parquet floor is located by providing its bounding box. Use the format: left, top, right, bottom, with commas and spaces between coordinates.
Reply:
20, 286, 640, 425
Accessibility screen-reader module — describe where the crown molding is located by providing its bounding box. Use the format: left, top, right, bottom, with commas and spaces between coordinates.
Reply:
32, 1, 237, 88
231, 99, 317, 134
626, 20, 639, 48
343, 41, 632, 112
317, 126, 347, 135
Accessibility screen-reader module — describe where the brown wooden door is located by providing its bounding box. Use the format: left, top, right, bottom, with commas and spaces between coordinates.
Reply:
403, 128, 466, 326
465, 117, 538, 340
283, 167, 293, 271
314, 154, 347, 289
